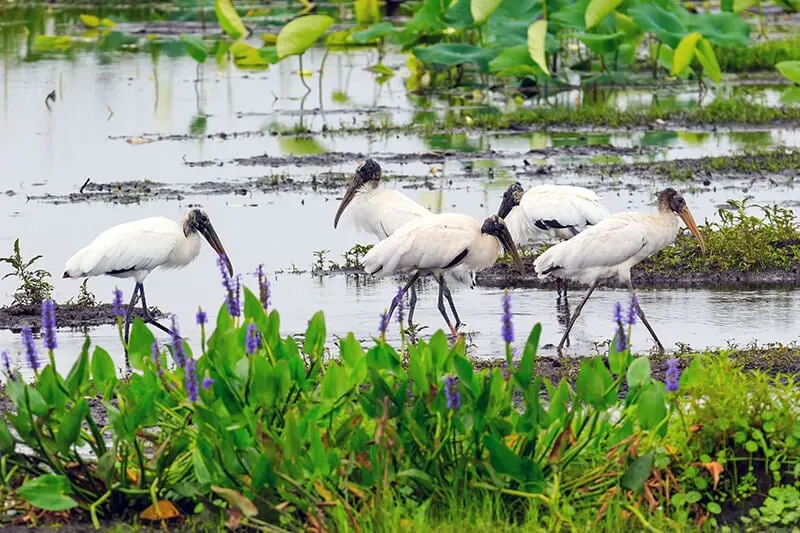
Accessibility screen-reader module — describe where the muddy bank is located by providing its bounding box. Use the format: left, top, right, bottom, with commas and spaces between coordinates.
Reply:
0, 303, 164, 331
477, 261, 800, 289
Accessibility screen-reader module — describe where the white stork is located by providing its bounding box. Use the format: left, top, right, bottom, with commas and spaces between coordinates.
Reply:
497, 182, 610, 297
363, 213, 524, 335
333, 158, 473, 329
63, 208, 232, 342
533, 188, 706, 355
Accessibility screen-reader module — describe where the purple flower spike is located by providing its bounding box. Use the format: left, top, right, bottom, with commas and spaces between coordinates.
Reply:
202, 377, 214, 389
232, 274, 242, 317
21, 327, 38, 372
185, 358, 199, 402
245, 323, 261, 355
196, 308, 207, 326
151, 341, 165, 378
2, 351, 14, 380
444, 375, 461, 410
170, 315, 186, 368
257, 264, 270, 311
218, 255, 240, 317
378, 312, 389, 336
112, 288, 124, 318
665, 358, 680, 392
394, 287, 404, 324
613, 302, 623, 325
627, 294, 638, 326
615, 326, 627, 353
41, 299, 57, 351
501, 290, 513, 344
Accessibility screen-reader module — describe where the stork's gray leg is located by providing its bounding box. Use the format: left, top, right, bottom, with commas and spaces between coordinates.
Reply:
436, 275, 458, 337
557, 280, 600, 356
407, 282, 418, 327
387, 273, 421, 324
138, 283, 173, 336
627, 282, 665, 354
123, 283, 143, 344
442, 283, 462, 330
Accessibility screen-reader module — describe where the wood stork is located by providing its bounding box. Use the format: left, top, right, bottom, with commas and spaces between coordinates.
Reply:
497, 182, 610, 298
363, 213, 524, 335
333, 158, 473, 329
63, 208, 232, 342
533, 188, 705, 355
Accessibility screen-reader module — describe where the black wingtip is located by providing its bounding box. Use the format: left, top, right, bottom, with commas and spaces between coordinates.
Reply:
62, 271, 69, 279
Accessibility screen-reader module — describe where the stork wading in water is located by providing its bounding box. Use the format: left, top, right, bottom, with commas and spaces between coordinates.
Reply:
63, 209, 233, 343
333, 159, 473, 329
497, 182, 610, 298
533, 188, 706, 355
363, 213, 525, 335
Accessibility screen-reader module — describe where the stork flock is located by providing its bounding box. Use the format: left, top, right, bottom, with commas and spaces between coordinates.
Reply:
63, 158, 705, 355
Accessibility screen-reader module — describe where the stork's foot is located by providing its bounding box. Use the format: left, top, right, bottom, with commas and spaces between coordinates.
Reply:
448, 323, 459, 337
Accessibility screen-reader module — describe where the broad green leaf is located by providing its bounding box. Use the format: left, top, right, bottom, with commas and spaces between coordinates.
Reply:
180, 35, 208, 63
614, 12, 640, 35
66, 337, 91, 395
777, 61, 800, 83
56, 399, 88, 452
489, 45, 538, 77
637, 382, 668, 435
211, 486, 257, 517
351, 22, 395, 44
781, 87, 800, 105
626, 357, 651, 389
527, 20, 550, 76
413, 44, 499, 72
0, 419, 15, 453
628, 3, 686, 49
215, 0, 248, 40
514, 322, 541, 389
733, 0, 759, 12
303, 311, 327, 361
339, 333, 363, 367
231, 42, 270, 69
585, 0, 623, 30
471, 0, 503, 25
80, 14, 100, 28
577, 31, 626, 55
127, 319, 155, 371
695, 38, 721, 82
686, 12, 750, 47
16, 475, 77, 511
355, 0, 381, 25
91, 346, 117, 395
276, 15, 335, 59
621, 452, 654, 491
671, 32, 702, 76
484, 434, 522, 478
575, 358, 614, 409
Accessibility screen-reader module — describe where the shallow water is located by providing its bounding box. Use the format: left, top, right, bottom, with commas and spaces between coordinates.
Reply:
1, 39, 799, 379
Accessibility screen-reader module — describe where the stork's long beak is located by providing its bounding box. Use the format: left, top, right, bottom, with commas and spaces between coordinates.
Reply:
200, 223, 233, 275
497, 225, 525, 278
678, 206, 706, 255
333, 180, 359, 229
497, 193, 515, 219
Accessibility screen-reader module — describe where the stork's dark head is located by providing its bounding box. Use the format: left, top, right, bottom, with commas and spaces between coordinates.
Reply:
183, 209, 233, 275
481, 215, 525, 278
497, 182, 525, 219
656, 188, 707, 255
334, 159, 382, 229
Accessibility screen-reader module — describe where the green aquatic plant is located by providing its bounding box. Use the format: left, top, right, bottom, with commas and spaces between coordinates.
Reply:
0, 239, 53, 306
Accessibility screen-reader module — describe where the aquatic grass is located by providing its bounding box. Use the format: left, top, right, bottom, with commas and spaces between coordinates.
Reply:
716, 37, 800, 72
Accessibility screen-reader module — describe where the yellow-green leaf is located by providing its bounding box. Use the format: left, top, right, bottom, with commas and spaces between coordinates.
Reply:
80, 14, 100, 28
471, 0, 503, 25
586, 0, 624, 30
614, 12, 639, 35
211, 486, 257, 517
215, 0, 248, 40
776, 60, 800, 83
231, 42, 269, 69
695, 38, 721, 82
671, 32, 702, 76
355, 0, 381, 25
733, 0, 759, 12
527, 20, 550, 76
276, 15, 334, 59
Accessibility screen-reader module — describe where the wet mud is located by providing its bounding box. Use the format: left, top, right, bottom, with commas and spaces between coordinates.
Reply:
0, 303, 164, 331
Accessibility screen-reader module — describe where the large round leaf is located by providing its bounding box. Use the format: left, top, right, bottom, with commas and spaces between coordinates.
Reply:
628, 3, 687, 49
527, 20, 550, 76
585, 0, 624, 30
695, 38, 722, 82
180, 35, 208, 63
471, 0, 503, 25
777, 61, 800, 83
16, 475, 77, 512
671, 32, 702, 76
686, 12, 751, 47
277, 15, 335, 59
412, 43, 499, 72
215, 0, 248, 40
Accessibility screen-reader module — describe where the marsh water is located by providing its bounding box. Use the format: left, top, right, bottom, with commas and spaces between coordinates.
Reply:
1, 23, 800, 378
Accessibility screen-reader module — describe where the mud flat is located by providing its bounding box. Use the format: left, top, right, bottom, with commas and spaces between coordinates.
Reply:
0, 303, 164, 331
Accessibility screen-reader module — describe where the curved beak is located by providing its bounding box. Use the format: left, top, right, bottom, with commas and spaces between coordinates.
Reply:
678, 206, 706, 255
497, 193, 515, 219
333, 180, 359, 229
199, 223, 233, 275
496, 225, 525, 278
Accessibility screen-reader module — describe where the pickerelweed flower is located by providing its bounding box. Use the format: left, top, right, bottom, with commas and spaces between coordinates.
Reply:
394, 287, 404, 324
196, 308, 207, 325
245, 323, 262, 355
613, 301, 627, 352
41, 299, 57, 351
444, 376, 461, 410
218, 255, 240, 317
151, 341, 164, 377
627, 294, 638, 326
257, 264, 270, 311
501, 290, 514, 344
202, 377, 214, 389
21, 327, 38, 372
2, 351, 13, 380
665, 358, 680, 392
613, 302, 623, 325
378, 312, 389, 337
112, 288, 124, 318
185, 357, 199, 402
170, 315, 186, 367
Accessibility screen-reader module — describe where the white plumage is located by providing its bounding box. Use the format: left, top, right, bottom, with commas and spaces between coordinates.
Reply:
363, 213, 524, 335
533, 188, 706, 355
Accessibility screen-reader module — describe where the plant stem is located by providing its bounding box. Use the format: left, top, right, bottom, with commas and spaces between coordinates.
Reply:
298, 54, 311, 93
